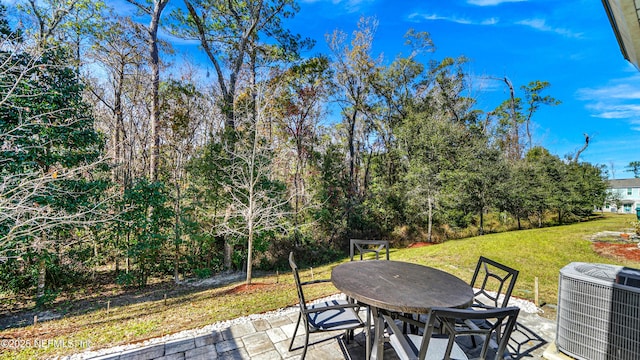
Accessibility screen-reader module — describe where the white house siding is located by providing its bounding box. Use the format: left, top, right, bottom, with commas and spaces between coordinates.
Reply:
606, 178, 640, 214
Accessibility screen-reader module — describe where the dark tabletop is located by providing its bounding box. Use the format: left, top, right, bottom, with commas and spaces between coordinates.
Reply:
331, 260, 474, 314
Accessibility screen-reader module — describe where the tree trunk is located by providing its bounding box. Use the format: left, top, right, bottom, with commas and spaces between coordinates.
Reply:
126, 232, 131, 273
224, 243, 233, 270
479, 210, 484, 235
115, 233, 120, 274
174, 180, 181, 283
222, 108, 236, 270
174, 243, 179, 282
503, 77, 520, 161
246, 226, 253, 285
137, 0, 169, 181
427, 196, 433, 242
223, 206, 233, 269
37, 257, 46, 300
36, 232, 47, 301
114, 65, 125, 184
363, 147, 373, 196
348, 110, 357, 190
93, 239, 98, 280
149, 26, 161, 182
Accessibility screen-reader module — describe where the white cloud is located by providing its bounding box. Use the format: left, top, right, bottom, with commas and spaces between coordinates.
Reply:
587, 103, 640, 119
409, 13, 471, 25
470, 75, 505, 93
299, 0, 375, 13
408, 12, 499, 26
577, 75, 640, 130
467, 0, 526, 5
577, 84, 640, 101
516, 18, 583, 38
481, 17, 500, 25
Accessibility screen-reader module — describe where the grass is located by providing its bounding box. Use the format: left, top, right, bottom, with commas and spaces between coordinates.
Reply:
0, 213, 638, 359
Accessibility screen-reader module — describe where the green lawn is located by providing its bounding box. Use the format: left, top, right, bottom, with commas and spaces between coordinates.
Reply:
390, 213, 639, 305
1, 213, 637, 359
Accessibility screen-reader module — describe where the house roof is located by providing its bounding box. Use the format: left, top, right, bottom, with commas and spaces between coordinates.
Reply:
601, 0, 640, 70
608, 178, 640, 188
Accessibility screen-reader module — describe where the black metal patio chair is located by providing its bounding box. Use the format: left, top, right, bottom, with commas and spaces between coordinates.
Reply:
384, 306, 520, 360
348, 239, 391, 335
463, 256, 519, 348
350, 239, 390, 261
470, 256, 519, 310
288, 252, 365, 360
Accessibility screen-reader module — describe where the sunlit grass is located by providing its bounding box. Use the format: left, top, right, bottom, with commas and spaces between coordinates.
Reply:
0, 213, 636, 359
392, 214, 639, 305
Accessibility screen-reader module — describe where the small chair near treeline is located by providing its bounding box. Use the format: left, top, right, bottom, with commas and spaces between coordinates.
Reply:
349, 239, 390, 261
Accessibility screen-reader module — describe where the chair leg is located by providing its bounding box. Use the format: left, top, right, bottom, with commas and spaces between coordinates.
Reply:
347, 297, 357, 340
289, 312, 302, 352
301, 329, 310, 360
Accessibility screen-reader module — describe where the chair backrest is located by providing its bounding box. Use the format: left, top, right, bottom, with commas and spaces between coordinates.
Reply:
470, 256, 519, 308
289, 252, 308, 314
349, 239, 389, 261
430, 306, 520, 360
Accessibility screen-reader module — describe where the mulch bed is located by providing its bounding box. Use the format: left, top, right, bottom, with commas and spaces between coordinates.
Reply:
408, 242, 436, 248
225, 282, 272, 295
593, 242, 640, 262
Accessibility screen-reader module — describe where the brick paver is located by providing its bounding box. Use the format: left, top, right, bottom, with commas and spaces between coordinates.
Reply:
77, 301, 554, 360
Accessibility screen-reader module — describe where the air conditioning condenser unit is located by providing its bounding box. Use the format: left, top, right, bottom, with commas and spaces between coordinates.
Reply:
556, 262, 640, 360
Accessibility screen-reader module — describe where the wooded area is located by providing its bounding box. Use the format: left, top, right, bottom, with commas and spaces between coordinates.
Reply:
0, 0, 608, 303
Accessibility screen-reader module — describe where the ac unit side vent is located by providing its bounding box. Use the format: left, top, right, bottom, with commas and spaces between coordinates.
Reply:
557, 262, 640, 360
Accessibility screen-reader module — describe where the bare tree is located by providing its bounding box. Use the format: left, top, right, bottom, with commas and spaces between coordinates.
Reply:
490, 77, 560, 161
0, 163, 114, 251
215, 83, 294, 285
1, 39, 113, 298
572, 133, 590, 163
170, 0, 307, 269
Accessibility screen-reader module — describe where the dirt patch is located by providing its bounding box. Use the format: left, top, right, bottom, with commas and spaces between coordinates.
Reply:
408, 242, 437, 248
225, 282, 273, 295
593, 242, 640, 262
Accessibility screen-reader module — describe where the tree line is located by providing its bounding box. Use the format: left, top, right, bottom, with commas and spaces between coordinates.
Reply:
0, 1, 608, 302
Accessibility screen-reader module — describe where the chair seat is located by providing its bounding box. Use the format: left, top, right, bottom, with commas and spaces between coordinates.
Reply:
389, 333, 469, 360
308, 299, 363, 331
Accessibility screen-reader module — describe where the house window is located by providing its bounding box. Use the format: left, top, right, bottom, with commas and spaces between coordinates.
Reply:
624, 204, 632, 213
628, 188, 633, 196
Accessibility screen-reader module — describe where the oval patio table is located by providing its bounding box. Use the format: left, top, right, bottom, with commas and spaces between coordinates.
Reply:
331, 260, 474, 360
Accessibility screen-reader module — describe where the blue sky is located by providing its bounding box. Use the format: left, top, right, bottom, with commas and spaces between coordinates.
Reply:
7, 0, 639, 178
279, 0, 640, 178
